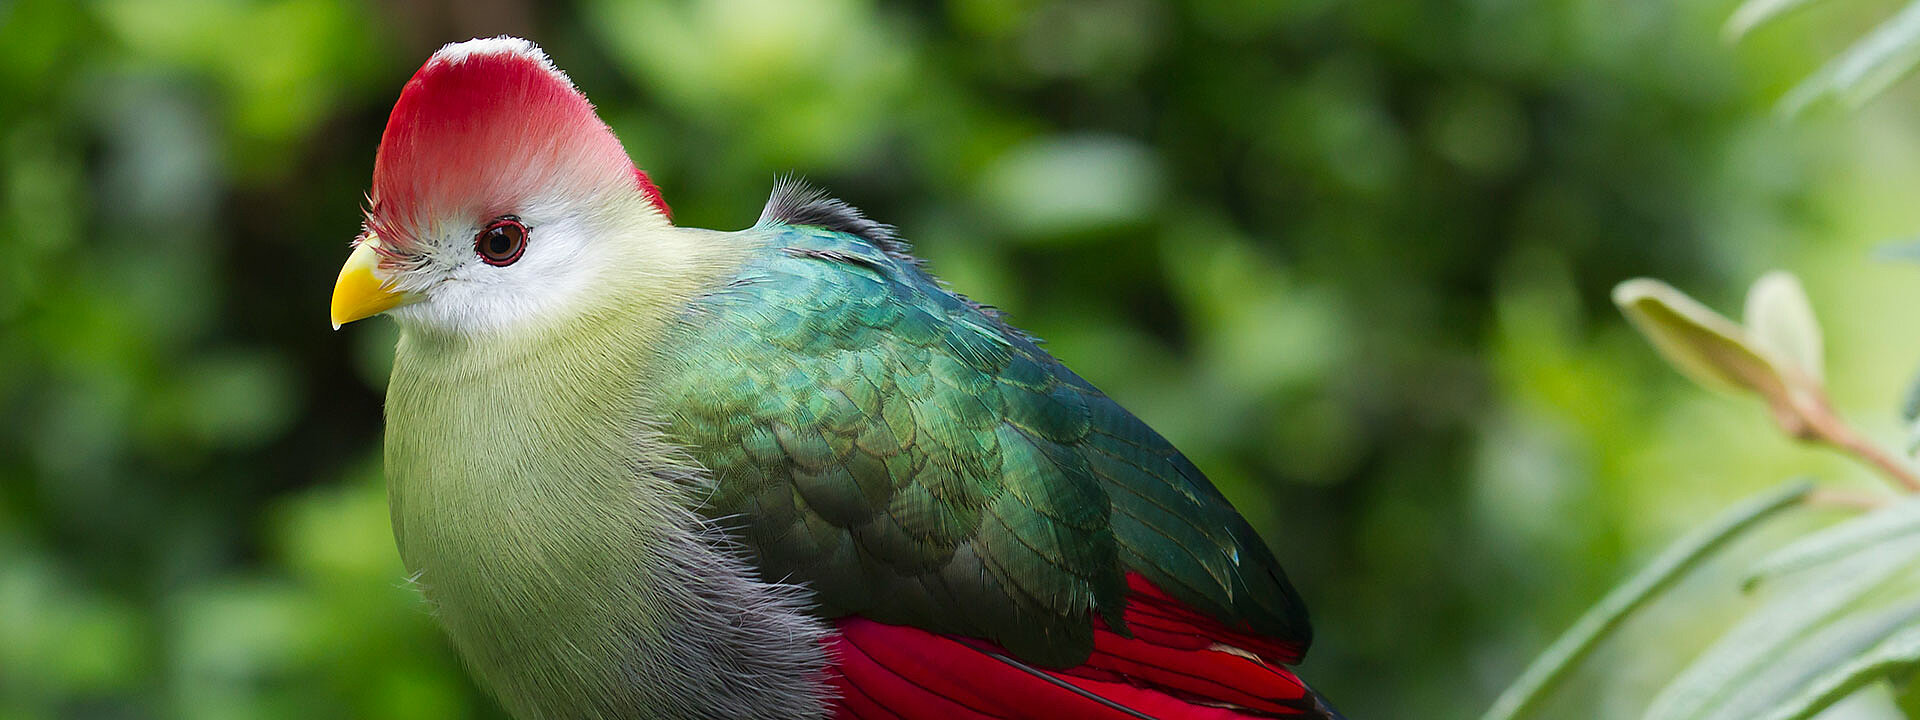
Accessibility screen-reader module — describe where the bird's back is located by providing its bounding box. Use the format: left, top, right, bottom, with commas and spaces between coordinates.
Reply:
643, 185, 1333, 718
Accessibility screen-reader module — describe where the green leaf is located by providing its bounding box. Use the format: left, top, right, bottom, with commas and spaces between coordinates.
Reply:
1690, 599, 1920, 720
1644, 533, 1920, 719
1612, 279, 1791, 398
1744, 271, 1824, 383
1779, 0, 1920, 116
1827, 682, 1907, 720
1725, 0, 1828, 40
1761, 625, 1920, 720
1747, 498, 1920, 590
1479, 480, 1812, 720
1871, 238, 1920, 264
1900, 365, 1920, 423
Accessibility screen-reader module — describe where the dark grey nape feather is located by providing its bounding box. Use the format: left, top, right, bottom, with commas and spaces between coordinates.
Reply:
758, 177, 913, 262
757, 177, 1036, 342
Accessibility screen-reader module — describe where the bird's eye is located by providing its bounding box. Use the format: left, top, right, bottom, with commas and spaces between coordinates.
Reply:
475, 217, 528, 266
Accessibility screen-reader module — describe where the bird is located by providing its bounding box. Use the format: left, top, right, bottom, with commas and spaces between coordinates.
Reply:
328, 36, 1343, 720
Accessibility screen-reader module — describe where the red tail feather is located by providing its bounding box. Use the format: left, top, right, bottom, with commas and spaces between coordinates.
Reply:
824, 573, 1326, 719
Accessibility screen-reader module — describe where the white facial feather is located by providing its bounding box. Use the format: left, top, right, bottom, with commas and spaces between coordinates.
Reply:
383, 189, 652, 338
369, 37, 674, 339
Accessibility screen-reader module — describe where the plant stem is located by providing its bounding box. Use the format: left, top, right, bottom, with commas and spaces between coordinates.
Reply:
1801, 487, 1887, 511
1797, 399, 1920, 492
1832, 431, 1920, 492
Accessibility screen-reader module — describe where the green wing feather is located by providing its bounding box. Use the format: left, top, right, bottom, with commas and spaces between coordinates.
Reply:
648, 221, 1311, 667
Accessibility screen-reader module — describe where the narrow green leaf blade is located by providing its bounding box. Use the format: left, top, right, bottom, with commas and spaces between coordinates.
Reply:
1780, 0, 1920, 115
1479, 480, 1812, 720
1900, 364, 1920, 423
1725, 0, 1827, 40
1645, 533, 1920, 719
1870, 238, 1920, 264
1693, 598, 1920, 720
1747, 498, 1920, 590
1760, 624, 1920, 720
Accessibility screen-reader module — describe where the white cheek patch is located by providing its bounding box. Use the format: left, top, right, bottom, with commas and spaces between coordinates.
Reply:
388, 209, 609, 337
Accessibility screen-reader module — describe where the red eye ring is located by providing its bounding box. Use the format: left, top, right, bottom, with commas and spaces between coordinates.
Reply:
475, 217, 528, 266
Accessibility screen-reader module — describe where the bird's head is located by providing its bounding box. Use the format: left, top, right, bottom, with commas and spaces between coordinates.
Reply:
329, 37, 671, 335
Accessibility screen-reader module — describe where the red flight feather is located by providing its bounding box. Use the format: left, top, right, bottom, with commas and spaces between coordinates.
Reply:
825, 573, 1323, 719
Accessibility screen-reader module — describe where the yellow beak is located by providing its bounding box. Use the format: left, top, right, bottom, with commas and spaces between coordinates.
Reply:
330, 237, 415, 329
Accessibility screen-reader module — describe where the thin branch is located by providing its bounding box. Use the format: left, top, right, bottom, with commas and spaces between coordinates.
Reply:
1793, 395, 1920, 492
1831, 430, 1920, 492
1802, 487, 1889, 511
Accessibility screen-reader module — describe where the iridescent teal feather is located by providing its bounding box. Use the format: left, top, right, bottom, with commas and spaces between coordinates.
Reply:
646, 191, 1312, 668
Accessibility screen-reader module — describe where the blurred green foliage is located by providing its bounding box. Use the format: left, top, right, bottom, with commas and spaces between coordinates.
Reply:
7, 0, 1920, 718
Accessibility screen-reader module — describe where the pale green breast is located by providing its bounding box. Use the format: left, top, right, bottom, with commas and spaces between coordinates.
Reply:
382, 322, 668, 720
377, 224, 829, 720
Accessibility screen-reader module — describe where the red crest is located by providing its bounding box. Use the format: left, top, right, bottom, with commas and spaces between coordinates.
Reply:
367, 37, 668, 254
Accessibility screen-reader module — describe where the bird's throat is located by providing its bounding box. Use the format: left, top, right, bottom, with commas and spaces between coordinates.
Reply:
383, 297, 829, 719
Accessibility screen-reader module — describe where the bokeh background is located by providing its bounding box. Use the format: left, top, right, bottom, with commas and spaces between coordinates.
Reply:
9, 0, 1920, 718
